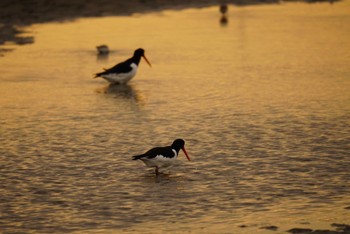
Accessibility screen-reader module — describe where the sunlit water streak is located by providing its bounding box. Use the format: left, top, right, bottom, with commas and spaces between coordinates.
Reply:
1, 1, 350, 233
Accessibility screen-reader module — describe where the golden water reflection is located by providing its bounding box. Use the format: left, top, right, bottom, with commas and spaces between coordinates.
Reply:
0, 1, 350, 233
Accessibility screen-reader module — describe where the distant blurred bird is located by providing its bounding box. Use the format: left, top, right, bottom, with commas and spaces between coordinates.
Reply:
132, 139, 191, 175
219, 4, 229, 26
220, 4, 228, 15
94, 48, 151, 84
96, 45, 109, 54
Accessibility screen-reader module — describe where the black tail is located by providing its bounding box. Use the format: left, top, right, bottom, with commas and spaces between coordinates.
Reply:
94, 72, 103, 78
94, 68, 108, 78
132, 154, 145, 160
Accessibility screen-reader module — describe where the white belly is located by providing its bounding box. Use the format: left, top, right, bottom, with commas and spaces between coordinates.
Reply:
141, 158, 175, 168
102, 63, 137, 84
140, 150, 179, 169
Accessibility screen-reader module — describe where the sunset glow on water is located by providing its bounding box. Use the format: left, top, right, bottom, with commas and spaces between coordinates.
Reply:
1, 1, 350, 233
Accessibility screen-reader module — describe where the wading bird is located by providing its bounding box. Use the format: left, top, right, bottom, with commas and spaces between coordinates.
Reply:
132, 139, 190, 175
94, 48, 151, 84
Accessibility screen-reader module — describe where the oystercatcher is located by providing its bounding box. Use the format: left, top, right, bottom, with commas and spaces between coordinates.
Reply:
94, 48, 151, 84
132, 139, 191, 175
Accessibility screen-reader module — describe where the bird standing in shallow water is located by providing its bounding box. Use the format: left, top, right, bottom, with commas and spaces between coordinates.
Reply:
132, 139, 191, 175
94, 48, 151, 84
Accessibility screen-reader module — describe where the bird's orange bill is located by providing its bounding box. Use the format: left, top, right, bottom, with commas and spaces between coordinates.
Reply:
142, 55, 152, 67
182, 147, 191, 161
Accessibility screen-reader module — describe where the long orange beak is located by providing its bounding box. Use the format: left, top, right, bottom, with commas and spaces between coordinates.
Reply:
182, 147, 191, 161
142, 55, 152, 67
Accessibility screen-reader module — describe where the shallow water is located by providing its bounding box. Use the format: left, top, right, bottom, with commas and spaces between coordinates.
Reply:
1, 1, 350, 233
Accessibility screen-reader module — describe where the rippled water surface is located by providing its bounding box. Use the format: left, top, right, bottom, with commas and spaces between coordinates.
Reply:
1, 2, 350, 233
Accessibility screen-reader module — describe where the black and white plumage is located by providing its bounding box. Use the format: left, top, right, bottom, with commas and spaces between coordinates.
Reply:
94, 48, 151, 84
132, 139, 191, 175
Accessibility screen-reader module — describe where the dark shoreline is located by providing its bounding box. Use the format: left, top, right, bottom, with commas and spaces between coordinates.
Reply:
0, 0, 340, 25
0, 0, 341, 56
0, 1, 277, 49
0, 0, 281, 26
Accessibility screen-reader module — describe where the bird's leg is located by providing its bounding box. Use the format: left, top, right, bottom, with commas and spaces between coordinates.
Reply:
155, 167, 159, 175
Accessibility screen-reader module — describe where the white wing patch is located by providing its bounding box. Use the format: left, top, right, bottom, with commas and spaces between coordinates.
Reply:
155, 149, 177, 160
172, 149, 178, 158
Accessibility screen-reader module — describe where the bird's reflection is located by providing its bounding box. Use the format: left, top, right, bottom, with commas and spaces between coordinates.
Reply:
105, 83, 136, 98
219, 4, 229, 26
97, 83, 145, 105
141, 171, 180, 184
96, 53, 109, 61
154, 172, 173, 183
220, 15, 228, 26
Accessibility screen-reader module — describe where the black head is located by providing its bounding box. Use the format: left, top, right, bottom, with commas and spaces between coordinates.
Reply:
133, 48, 151, 67
134, 48, 145, 57
171, 139, 185, 150
171, 139, 190, 161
